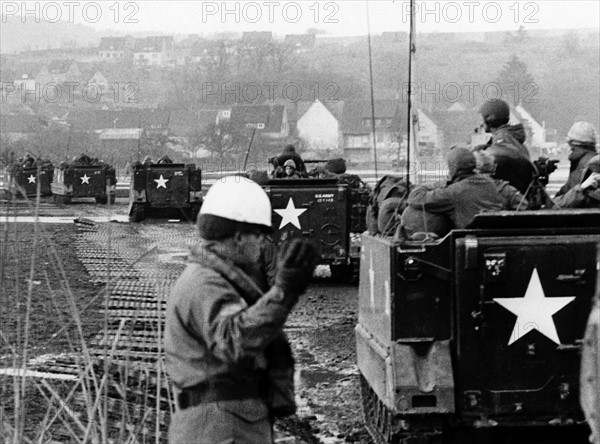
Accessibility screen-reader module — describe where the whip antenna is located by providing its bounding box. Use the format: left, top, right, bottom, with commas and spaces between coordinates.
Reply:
404, 0, 418, 193
365, 0, 378, 183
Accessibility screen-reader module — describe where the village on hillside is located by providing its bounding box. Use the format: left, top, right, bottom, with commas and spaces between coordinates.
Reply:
1, 28, 598, 173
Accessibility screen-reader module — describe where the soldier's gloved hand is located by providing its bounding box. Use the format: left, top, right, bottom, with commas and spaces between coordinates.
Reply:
275, 239, 319, 300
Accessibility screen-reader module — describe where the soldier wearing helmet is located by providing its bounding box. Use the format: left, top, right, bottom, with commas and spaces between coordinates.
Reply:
405, 147, 504, 234
275, 144, 306, 175
475, 99, 535, 195
554, 121, 598, 199
283, 159, 301, 178
165, 176, 318, 444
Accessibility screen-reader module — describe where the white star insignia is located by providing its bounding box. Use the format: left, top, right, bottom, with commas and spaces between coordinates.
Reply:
27, 175, 36, 184
274, 198, 307, 229
80, 174, 90, 184
494, 268, 575, 346
154, 175, 169, 189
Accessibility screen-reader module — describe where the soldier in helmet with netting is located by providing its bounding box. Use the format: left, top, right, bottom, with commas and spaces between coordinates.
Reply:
164, 176, 318, 444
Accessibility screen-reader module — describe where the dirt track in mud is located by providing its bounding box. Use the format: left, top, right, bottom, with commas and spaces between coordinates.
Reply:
0, 199, 373, 444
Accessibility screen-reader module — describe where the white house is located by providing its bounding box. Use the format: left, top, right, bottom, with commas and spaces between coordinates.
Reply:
297, 100, 341, 150
13, 73, 37, 94
515, 104, 547, 147
416, 109, 443, 151
133, 36, 174, 67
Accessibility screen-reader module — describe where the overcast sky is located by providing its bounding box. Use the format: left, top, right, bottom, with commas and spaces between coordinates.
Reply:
3, 1, 599, 36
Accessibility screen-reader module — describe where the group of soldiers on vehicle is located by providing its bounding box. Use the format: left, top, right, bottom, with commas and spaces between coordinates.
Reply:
9, 153, 53, 171
369, 98, 599, 241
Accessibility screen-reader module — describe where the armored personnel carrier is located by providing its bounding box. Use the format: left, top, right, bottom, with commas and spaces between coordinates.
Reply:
128, 159, 202, 222
52, 155, 117, 204
261, 158, 370, 281
7, 158, 54, 197
357, 209, 599, 443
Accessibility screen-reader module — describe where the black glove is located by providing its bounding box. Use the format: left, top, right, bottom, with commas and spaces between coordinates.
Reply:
274, 238, 319, 298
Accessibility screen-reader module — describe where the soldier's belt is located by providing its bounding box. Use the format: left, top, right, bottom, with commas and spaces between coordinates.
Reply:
176, 378, 264, 409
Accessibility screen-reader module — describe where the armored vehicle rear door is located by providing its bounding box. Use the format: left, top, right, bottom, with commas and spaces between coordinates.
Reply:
17, 167, 51, 196
145, 165, 189, 208
266, 184, 349, 264
454, 234, 598, 422
71, 166, 105, 197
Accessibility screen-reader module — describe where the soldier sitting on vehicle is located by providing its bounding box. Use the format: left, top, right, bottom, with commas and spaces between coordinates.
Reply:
22, 153, 35, 168
142, 156, 153, 166
554, 155, 600, 209
157, 155, 173, 165
275, 144, 306, 175
474, 99, 534, 195
405, 147, 504, 236
474, 150, 529, 210
72, 153, 92, 166
554, 121, 598, 199
307, 158, 347, 179
282, 159, 301, 179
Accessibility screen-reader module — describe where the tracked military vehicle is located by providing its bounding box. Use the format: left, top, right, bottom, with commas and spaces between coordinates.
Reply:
7, 160, 54, 197
262, 159, 370, 281
52, 155, 116, 204
357, 209, 599, 443
128, 160, 202, 222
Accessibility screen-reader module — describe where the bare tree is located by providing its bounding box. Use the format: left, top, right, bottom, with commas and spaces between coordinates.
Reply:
271, 41, 297, 76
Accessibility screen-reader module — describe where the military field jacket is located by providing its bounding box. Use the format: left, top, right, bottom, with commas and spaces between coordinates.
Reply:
408, 174, 504, 229
164, 242, 294, 392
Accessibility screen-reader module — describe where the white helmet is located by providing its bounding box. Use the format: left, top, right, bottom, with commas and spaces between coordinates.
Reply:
200, 175, 272, 227
567, 121, 597, 145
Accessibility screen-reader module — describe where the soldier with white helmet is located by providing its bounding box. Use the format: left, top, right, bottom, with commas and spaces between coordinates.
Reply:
164, 176, 318, 444
555, 121, 598, 198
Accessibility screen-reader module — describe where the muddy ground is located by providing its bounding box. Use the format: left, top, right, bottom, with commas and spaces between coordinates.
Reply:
0, 201, 373, 443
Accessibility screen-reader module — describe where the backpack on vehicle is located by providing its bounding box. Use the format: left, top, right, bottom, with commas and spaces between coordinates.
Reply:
366, 175, 410, 235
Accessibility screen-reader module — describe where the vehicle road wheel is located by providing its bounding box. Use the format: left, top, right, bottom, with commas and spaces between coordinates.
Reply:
54, 194, 71, 205
189, 201, 202, 222
330, 260, 360, 284
129, 202, 145, 222
95, 196, 108, 204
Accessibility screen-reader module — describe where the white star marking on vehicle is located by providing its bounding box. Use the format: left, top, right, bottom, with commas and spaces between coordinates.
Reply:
274, 198, 307, 229
27, 175, 36, 184
80, 174, 90, 184
154, 175, 169, 189
494, 268, 575, 346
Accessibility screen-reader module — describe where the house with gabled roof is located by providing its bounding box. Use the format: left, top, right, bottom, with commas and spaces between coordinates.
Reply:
341, 99, 403, 163
46, 60, 82, 83
296, 99, 343, 150
415, 109, 445, 158
422, 106, 480, 149
133, 36, 174, 66
515, 104, 551, 148
98, 36, 135, 61
228, 104, 288, 139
